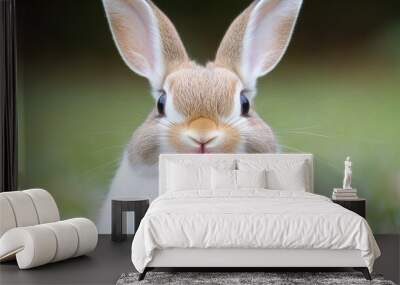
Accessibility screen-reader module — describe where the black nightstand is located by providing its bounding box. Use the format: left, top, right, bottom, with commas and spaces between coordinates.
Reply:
111, 197, 149, 242
332, 198, 366, 218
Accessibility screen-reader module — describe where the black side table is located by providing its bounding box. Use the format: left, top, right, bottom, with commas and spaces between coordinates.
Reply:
332, 198, 366, 218
112, 198, 149, 242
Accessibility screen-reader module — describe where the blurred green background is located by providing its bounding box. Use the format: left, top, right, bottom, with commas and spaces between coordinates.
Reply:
16, 0, 400, 233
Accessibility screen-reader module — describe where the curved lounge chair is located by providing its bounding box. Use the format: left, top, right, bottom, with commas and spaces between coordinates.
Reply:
0, 189, 98, 269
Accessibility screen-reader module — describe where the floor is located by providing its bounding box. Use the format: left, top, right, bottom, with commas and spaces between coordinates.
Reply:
0, 236, 133, 285
0, 234, 398, 285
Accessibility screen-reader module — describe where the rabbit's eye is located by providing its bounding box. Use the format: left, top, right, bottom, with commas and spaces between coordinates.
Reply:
157, 90, 167, 116
240, 92, 250, 116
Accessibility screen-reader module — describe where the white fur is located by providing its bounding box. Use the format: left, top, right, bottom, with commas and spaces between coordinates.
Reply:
163, 82, 185, 123
224, 81, 245, 123
241, 0, 302, 88
97, 152, 158, 234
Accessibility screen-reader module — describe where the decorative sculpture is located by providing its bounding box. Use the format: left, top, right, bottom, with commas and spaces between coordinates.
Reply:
343, 156, 352, 190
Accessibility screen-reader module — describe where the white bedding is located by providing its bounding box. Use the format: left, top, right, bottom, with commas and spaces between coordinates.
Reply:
131, 190, 380, 273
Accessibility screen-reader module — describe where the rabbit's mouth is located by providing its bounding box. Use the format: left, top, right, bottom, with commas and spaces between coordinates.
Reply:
192, 136, 219, 154
193, 141, 226, 154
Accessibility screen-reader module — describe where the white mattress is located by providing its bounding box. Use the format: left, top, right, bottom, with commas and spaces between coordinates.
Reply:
131, 190, 380, 273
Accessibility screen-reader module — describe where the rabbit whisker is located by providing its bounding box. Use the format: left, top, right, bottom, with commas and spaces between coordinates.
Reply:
278, 143, 342, 173
91, 144, 127, 154
82, 158, 122, 176
277, 130, 332, 139
278, 124, 322, 132
277, 143, 306, 154
276, 130, 386, 145
228, 118, 248, 129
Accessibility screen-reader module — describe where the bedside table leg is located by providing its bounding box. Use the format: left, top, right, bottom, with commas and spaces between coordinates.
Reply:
112, 201, 126, 242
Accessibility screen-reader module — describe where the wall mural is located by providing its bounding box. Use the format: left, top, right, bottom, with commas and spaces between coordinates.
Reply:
17, 0, 400, 234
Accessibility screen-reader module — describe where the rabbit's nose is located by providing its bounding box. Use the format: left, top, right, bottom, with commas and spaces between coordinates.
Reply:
189, 117, 217, 132
187, 118, 218, 145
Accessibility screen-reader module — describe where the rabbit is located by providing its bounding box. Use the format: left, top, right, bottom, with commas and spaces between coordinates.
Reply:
97, 0, 303, 233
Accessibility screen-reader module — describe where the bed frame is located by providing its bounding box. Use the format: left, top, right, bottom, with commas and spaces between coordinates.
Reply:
140, 248, 371, 280
139, 154, 371, 280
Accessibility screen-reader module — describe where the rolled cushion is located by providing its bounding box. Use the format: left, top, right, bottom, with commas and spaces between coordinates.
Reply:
23, 189, 60, 224
0, 226, 57, 268
0, 218, 98, 269
0, 196, 17, 237
64, 218, 98, 257
42, 221, 79, 262
0, 189, 60, 237
0, 191, 39, 227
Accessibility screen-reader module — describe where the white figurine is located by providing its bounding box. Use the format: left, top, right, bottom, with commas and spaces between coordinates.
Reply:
343, 156, 352, 189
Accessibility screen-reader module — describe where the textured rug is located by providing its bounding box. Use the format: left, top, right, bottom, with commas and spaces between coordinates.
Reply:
116, 272, 396, 285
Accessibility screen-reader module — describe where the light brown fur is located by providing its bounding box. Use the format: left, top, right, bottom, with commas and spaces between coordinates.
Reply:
214, 3, 255, 79
165, 65, 239, 121
148, 1, 190, 76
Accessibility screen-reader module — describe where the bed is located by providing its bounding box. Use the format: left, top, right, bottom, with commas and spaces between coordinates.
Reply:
131, 154, 380, 280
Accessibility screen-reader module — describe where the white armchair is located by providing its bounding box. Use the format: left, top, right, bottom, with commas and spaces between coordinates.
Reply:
0, 189, 98, 269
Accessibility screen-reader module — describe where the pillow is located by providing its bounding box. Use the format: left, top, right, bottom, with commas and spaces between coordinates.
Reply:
236, 169, 267, 189
211, 168, 236, 191
238, 159, 309, 191
266, 165, 307, 191
167, 162, 211, 192
211, 168, 268, 191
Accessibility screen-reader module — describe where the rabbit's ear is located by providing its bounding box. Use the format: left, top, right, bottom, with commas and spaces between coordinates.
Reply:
103, 0, 189, 89
215, 0, 302, 89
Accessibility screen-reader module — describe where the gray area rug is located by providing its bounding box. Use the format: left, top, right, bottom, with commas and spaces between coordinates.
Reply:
116, 272, 396, 285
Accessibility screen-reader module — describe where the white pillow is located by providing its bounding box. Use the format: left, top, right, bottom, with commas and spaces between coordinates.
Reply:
211, 168, 236, 191
167, 162, 211, 192
236, 169, 267, 189
238, 159, 308, 191
266, 166, 307, 191
211, 168, 268, 191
